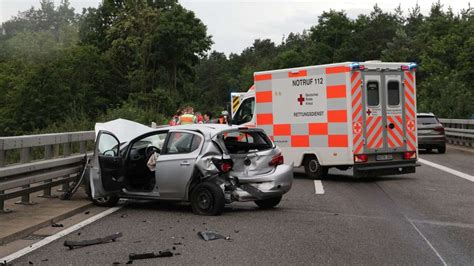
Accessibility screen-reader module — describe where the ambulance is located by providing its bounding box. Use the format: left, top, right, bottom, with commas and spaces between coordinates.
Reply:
231, 61, 419, 179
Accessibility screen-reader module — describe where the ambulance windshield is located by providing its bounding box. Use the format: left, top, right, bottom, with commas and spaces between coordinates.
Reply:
233, 97, 255, 125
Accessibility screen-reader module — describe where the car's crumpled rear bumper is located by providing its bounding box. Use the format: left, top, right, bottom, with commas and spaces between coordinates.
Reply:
230, 164, 293, 202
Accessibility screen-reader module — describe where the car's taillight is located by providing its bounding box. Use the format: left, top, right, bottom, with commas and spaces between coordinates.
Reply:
211, 158, 233, 173
434, 127, 445, 133
269, 153, 284, 166
354, 154, 368, 163
403, 151, 416, 160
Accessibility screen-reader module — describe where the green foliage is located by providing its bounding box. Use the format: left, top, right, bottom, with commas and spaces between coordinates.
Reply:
0, 1, 472, 137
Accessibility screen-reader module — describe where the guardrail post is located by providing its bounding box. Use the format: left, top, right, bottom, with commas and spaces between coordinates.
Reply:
79, 141, 86, 154
16, 147, 36, 205
39, 145, 55, 198
0, 139, 5, 167
58, 141, 72, 192
0, 191, 12, 213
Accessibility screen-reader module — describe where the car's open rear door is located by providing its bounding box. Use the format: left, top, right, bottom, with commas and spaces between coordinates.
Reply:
90, 130, 125, 198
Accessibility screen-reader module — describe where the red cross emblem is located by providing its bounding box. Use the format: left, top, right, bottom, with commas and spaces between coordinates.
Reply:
353, 122, 362, 134
297, 94, 305, 105
407, 120, 415, 131
366, 109, 372, 116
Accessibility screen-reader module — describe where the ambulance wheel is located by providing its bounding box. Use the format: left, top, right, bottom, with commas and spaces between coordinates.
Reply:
304, 155, 327, 180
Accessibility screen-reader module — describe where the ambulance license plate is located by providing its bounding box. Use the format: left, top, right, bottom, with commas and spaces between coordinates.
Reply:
376, 154, 393, 161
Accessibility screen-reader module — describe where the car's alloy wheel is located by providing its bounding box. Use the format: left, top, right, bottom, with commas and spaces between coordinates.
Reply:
191, 182, 225, 216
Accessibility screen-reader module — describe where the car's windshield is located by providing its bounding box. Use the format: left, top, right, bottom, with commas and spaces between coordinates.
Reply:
233, 97, 255, 125
417, 116, 438, 125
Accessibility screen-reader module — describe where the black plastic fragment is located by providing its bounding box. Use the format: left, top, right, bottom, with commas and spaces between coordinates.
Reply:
198, 231, 225, 241
51, 223, 63, 227
63, 232, 122, 250
128, 250, 173, 261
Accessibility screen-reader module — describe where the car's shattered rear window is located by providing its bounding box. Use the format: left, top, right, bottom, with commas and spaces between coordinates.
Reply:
222, 130, 273, 154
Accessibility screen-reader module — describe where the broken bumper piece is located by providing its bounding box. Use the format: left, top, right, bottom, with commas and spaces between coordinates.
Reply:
129, 250, 173, 261
64, 232, 122, 250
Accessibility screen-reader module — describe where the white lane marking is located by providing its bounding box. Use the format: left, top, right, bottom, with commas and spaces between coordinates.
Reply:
408, 219, 448, 266
314, 180, 325, 194
1, 206, 122, 263
419, 158, 474, 182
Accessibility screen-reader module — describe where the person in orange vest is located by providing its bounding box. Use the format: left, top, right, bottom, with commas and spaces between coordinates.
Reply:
178, 106, 197, 125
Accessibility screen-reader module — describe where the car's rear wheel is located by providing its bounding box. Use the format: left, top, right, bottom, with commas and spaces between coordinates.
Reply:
304, 155, 327, 180
190, 182, 225, 216
254, 196, 282, 209
438, 145, 446, 154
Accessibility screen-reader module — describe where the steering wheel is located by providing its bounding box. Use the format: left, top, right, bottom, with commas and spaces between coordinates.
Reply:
145, 146, 161, 159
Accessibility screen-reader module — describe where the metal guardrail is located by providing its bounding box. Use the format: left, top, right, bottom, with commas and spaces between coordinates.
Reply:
0, 131, 95, 212
439, 119, 474, 148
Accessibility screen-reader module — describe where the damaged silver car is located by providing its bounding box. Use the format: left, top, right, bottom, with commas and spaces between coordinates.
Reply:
86, 119, 293, 215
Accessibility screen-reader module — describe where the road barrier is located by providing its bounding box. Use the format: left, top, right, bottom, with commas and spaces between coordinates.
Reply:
439, 119, 474, 148
0, 131, 95, 212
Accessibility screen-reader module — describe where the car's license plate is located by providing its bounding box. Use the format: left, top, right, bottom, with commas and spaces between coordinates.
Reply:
376, 154, 393, 161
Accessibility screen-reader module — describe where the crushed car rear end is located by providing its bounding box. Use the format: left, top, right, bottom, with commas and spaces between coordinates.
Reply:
210, 127, 293, 207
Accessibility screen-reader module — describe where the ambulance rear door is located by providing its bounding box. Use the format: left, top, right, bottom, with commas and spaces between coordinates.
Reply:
361, 69, 409, 155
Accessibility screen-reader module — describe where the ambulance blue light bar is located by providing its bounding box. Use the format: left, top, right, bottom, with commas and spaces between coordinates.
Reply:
350, 63, 359, 69
401, 63, 417, 71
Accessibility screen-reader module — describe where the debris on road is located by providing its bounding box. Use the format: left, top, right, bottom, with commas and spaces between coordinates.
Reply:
63, 232, 123, 250
120, 214, 128, 218
128, 250, 174, 261
198, 231, 225, 241
84, 211, 90, 215
51, 223, 63, 227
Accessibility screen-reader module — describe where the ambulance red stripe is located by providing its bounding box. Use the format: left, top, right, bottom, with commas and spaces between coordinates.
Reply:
374, 137, 383, 148
256, 91, 272, 103
352, 90, 362, 108
350, 72, 359, 83
405, 71, 414, 83
404, 80, 415, 95
352, 104, 362, 120
351, 79, 362, 95
327, 85, 346, 98
254, 73, 272, 81
288, 70, 307, 78
368, 125, 383, 148
325, 66, 350, 74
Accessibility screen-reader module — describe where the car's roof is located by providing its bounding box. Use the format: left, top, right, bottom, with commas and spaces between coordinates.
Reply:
155, 123, 260, 137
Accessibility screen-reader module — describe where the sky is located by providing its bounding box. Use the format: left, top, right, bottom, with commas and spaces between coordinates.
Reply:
0, 0, 471, 55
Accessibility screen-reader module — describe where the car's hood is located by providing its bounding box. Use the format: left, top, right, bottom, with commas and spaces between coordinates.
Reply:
94, 118, 155, 144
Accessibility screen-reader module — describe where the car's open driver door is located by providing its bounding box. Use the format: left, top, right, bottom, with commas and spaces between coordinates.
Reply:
90, 130, 125, 199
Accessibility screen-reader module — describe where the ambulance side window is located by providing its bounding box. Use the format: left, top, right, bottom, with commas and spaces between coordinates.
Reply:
233, 97, 255, 125
387, 81, 400, 106
367, 81, 380, 106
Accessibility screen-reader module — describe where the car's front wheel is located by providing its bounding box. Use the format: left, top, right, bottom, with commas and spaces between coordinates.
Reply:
190, 182, 225, 216
84, 176, 119, 207
254, 196, 282, 209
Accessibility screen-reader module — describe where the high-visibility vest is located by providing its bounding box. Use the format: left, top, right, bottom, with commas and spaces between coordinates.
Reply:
179, 114, 196, 125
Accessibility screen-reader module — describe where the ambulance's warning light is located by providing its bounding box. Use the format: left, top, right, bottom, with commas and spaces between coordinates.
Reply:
401, 63, 417, 71
350, 62, 360, 70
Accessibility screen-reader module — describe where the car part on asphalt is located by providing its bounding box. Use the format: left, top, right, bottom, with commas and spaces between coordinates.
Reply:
63, 232, 122, 250
198, 231, 225, 241
51, 223, 63, 227
128, 250, 173, 261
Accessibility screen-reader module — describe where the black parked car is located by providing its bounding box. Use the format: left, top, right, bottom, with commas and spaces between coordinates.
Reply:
417, 113, 446, 153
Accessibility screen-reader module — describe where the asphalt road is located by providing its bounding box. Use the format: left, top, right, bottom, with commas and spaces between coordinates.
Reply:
11, 147, 474, 265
